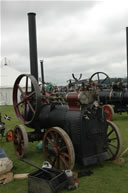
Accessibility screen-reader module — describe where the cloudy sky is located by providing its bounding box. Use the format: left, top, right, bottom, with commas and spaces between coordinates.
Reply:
1, 1, 128, 85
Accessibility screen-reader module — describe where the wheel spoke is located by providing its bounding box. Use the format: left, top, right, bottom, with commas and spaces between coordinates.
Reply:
60, 152, 70, 159
27, 100, 35, 114
108, 143, 117, 149
49, 132, 57, 146
109, 137, 118, 141
107, 146, 115, 156
21, 142, 25, 150
101, 76, 108, 84
17, 84, 24, 96
25, 76, 28, 94
16, 129, 21, 143
17, 144, 22, 155
60, 155, 69, 169
27, 91, 36, 100
107, 129, 114, 137
47, 145, 57, 152
47, 136, 55, 147
16, 98, 26, 107
60, 145, 67, 151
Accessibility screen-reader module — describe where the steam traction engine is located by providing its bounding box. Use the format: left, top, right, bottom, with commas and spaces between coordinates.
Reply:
12, 13, 122, 170
89, 72, 128, 121
13, 74, 122, 170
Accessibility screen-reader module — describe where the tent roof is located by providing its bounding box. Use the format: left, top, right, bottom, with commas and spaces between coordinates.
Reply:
0, 64, 21, 88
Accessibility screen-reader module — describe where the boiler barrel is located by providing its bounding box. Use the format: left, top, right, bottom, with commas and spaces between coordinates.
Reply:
99, 90, 110, 104
38, 104, 67, 129
29, 104, 109, 166
99, 89, 128, 105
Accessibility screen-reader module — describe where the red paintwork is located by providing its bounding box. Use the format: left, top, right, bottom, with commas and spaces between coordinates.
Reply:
66, 92, 80, 111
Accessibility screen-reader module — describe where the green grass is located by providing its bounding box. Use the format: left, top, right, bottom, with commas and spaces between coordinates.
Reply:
0, 105, 128, 193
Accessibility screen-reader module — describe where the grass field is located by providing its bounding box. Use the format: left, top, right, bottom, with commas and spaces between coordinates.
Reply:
0, 105, 128, 193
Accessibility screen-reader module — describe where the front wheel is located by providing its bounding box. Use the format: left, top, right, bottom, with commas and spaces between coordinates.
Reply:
13, 125, 28, 158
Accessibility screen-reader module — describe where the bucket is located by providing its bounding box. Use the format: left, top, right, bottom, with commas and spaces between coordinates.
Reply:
28, 168, 67, 193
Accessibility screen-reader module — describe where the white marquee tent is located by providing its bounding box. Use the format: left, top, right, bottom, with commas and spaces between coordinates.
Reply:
0, 64, 21, 105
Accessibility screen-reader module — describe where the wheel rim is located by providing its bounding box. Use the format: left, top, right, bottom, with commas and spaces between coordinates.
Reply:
13, 74, 41, 125
6, 130, 14, 142
13, 125, 28, 158
103, 105, 114, 121
43, 127, 75, 170
106, 120, 122, 160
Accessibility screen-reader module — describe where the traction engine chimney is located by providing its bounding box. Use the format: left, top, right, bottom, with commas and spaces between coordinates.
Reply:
28, 12, 38, 81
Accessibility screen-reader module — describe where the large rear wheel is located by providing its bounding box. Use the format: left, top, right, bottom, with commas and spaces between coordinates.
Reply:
106, 120, 122, 160
43, 127, 75, 170
13, 74, 41, 125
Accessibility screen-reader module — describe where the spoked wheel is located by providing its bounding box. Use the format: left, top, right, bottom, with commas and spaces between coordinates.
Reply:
103, 104, 114, 121
106, 120, 122, 160
5, 129, 14, 142
43, 127, 75, 170
13, 125, 28, 158
89, 72, 111, 87
13, 74, 41, 125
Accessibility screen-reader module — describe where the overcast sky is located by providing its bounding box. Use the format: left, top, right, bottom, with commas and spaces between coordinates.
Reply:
1, 1, 128, 85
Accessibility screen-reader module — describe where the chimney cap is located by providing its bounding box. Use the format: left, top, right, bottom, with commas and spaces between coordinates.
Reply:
28, 12, 36, 16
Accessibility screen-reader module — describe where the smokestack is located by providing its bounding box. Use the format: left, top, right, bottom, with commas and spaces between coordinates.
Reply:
40, 60, 45, 84
4, 57, 7, 66
28, 12, 38, 81
126, 27, 128, 88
